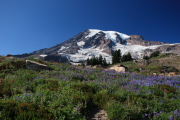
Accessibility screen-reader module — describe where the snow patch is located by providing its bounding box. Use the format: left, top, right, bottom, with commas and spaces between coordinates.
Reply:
116, 32, 130, 40
68, 47, 112, 63
40, 55, 47, 57
86, 29, 130, 44
103, 31, 130, 43
59, 46, 66, 50
103, 31, 117, 43
85, 29, 102, 38
77, 41, 85, 46
113, 43, 162, 59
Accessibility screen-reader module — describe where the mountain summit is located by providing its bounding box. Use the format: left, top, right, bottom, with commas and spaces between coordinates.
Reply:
30, 29, 180, 63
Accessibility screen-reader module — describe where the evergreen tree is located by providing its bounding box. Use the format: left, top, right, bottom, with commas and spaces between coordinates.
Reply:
90, 57, 93, 65
117, 49, 121, 62
121, 52, 133, 62
103, 57, 108, 66
98, 55, 103, 65
112, 49, 121, 64
87, 58, 90, 65
92, 56, 97, 66
112, 51, 116, 64
126, 52, 132, 61
121, 55, 127, 62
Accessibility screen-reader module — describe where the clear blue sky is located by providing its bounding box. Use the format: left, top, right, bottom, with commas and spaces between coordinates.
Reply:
0, 0, 180, 55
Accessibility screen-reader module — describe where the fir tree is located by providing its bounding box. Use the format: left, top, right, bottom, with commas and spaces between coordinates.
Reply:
98, 55, 103, 65
103, 57, 108, 66
112, 49, 121, 64
126, 52, 132, 61
92, 56, 97, 66
121, 52, 133, 62
121, 55, 127, 62
87, 58, 90, 65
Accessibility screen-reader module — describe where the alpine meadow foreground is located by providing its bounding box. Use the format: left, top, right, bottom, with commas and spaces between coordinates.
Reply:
0, 56, 180, 120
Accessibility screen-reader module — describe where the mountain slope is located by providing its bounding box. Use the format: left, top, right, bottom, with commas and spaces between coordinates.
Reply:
28, 29, 180, 63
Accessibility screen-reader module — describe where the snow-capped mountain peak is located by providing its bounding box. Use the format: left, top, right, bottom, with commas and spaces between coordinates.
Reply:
30, 29, 180, 64
86, 29, 130, 44
85, 29, 102, 38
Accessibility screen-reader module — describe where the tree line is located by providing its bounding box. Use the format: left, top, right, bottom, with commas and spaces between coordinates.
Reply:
86, 55, 108, 66
86, 49, 133, 66
86, 50, 162, 66
112, 49, 133, 64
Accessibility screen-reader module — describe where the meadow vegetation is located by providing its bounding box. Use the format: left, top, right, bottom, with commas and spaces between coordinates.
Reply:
0, 56, 179, 120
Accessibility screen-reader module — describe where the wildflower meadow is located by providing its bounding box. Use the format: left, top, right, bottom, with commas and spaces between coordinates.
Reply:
0, 57, 179, 120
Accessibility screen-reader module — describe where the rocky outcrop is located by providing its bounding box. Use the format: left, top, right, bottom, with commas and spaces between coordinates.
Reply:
26, 60, 51, 71
133, 59, 150, 65
160, 66, 179, 73
126, 35, 164, 46
154, 44, 180, 55
110, 64, 128, 72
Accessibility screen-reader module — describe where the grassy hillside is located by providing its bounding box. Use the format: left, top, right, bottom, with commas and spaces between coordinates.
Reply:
0, 56, 179, 120
122, 54, 180, 75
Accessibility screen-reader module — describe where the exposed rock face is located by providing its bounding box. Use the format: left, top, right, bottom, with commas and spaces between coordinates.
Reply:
160, 66, 179, 73
133, 59, 150, 65
154, 44, 180, 55
44, 54, 61, 62
101, 39, 113, 55
26, 60, 51, 71
126, 35, 164, 46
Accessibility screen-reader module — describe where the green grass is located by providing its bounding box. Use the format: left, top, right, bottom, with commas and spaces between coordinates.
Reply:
0, 57, 179, 120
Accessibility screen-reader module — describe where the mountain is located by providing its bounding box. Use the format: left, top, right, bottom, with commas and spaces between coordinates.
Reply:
18, 29, 180, 64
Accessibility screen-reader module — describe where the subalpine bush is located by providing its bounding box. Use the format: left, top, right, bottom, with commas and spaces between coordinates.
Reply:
158, 84, 177, 94
0, 101, 54, 119
150, 51, 160, 58
0, 82, 12, 98
71, 82, 96, 94
46, 80, 61, 91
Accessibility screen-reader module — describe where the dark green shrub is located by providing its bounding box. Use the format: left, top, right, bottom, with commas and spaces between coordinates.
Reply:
93, 90, 120, 108
106, 101, 127, 119
72, 75, 85, 81
0, 73, 6, 78
158, 84, 177, 94
46, 80, 61, 91
0, 82, 12, 98
143, 56, 149, 60
133, 68, 140, 72
0, 100, 17, 119
150, 51, 160, 58
0, 81, 22, 98
0, 101, 54, 119
12, 60, 26, 69
17, 103, 54, 119
71, 82, 96, 94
